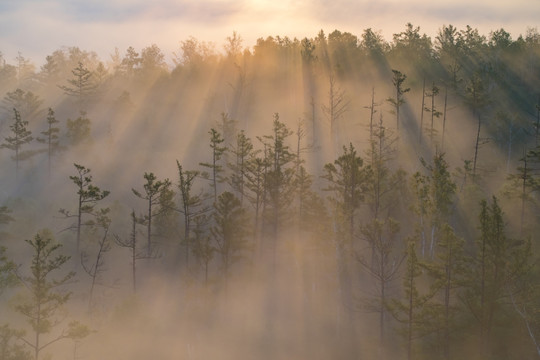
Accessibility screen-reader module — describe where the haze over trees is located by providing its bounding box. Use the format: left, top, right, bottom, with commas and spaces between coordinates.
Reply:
0, 23, 539, 359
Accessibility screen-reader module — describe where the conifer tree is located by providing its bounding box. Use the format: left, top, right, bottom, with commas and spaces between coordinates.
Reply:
14, 231, 89, 360
60, 164, 110, 255
80, 208, 111, 312
358, 218, 404, 347
177, 162, 206, 267
503, 150, 539, 235
389, 241, 434, 360
1, 88, 42, 123
1, 108, 33, 179
132, 172, 171, 257
259, 114, 296, 265
424, 224, 466, 359
211, 191, 250, 282
114, 211, 145, 294
37, 108, 62, 177
59, 61, 96, 112
464, 196, 531, 358
421, 152, 456, 258
424, 82, 442, 146
66, 111, 91, 146
228, 130, 255, 205
200, 128, 227, 203
191, 213, 214, 285
322, 143, 367, 245
386, 69, 410, 131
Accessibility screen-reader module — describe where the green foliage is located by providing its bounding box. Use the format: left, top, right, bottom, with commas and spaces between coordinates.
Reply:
463, 196, 532, 358
14, 231, 85, 360
259, 114, 296, 241
1, 108, 34, 177
0, 324, 31, 360
177, 161, 206, 266
36, 108, 63, 176
386, 69, 410, 130
228, 130, 255, 205
211, 191, 250, 278
132, 172, 171, 257
59, 62, 97, 111
1, 89, 42, 123
60, 163, 110, 254
323, 143, 367, 244
66, 111, 91, 146
199, 128, 227, 203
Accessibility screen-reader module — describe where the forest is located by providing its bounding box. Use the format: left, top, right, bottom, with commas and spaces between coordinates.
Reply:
0, 23, 540, 360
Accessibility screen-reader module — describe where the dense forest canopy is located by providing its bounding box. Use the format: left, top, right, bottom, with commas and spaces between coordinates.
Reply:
0, 23, 540, 360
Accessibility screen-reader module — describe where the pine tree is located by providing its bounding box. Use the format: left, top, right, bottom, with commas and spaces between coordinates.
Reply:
59, 164, 110, 255
424, 224, 466, 359
211, 192, 250, 282
389, 241, 434, 360
386, 69, 410, 131
177, 161, 206, 267
191, 213, 214, 285
228, 130, 255, 205
59, 62, 96, 112
424, 82, 442, 146
80, 208, 111, 312
66, 111, 91, 146
1, 88, 42, 123
200, 128, 227, 203
132, 172, 171, 257
358, 218, 404, 348
464, 196, 532, 358
322, 143, 367, 245
1, 108, 34, 179
114, 211, 145, 294
36, 108, 62, 177
259, 114, 296, 266
421, 152, 457, 258
502, 150, 539, 235
14, 231, 89, 360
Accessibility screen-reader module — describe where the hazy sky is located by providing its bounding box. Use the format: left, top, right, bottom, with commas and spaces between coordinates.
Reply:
1, 0, 539, 66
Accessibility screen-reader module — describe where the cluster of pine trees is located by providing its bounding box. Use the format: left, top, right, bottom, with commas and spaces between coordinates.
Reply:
0, 23, 539, 359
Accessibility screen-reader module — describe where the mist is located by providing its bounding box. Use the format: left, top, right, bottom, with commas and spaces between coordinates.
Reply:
0, 24, 539, 360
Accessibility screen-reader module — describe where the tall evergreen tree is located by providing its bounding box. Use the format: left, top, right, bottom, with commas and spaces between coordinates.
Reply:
464, 196, 532, 359
114, 211, 145, 294
259, 114, 296, 266
132, 172, 171, 257
211, 191, 250, 282
14, 231, 89, 360
200, 128, 227, 203
59, 61, 96, 112
1, 108, 33, 179
177, 162, 206, 267
36, 108, 62, 177
386, 69, 410, 131
60, 164, 110, 255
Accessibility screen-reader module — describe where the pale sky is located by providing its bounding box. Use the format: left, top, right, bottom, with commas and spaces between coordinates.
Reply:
1, 0, 539, 66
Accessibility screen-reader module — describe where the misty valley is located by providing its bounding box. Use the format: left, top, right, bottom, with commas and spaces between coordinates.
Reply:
0, 24, 540, 360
